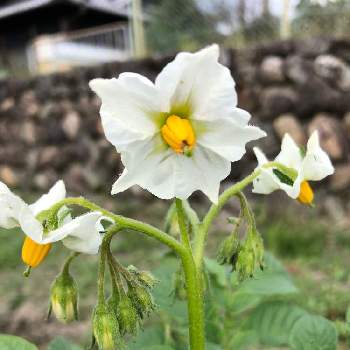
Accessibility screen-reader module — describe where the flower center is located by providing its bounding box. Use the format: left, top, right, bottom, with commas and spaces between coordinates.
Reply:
161, 115, 195, 156
297, 181, 314, 205
22, 236, 52, 268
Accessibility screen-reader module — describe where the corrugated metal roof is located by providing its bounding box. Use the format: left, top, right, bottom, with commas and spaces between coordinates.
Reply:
0, 0, 130, 20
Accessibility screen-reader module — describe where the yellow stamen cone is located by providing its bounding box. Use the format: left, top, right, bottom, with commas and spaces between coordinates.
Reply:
297, 181, 314, 205
22, 236, 52, 268
161, 115, 195, 155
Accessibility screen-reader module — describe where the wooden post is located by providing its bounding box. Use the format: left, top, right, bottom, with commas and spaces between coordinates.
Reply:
131, 0, 147, 58
280, 0, 291, 39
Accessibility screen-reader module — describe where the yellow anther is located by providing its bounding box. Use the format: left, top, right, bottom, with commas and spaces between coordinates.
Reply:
22, 236, 52, 268
297, 181, 314, 205
161, 115, 195, 155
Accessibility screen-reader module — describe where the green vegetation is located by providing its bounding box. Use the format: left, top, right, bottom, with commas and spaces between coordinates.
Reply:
0, 197, 349, 349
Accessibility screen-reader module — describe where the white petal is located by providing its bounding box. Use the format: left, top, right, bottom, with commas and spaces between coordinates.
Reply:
172, 146, 230, 203
112, 135, 230, 203
43, 212, 106, 254
0, 195, 18, 229
0, 181, 11, 195
275, 133, 303, 170
252, 148, 280, 194
1, 193, 43, 241
29, 180, 66, 216
195, 117, 266, 162
301, 131, 334, 181
155, 45, 238, 121
252, 147, 301, 198
89, 74, 160, 149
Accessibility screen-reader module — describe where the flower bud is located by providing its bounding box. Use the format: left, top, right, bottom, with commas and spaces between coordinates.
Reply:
93, 303, 123, 350
235, 227, 264, 282
217, 232, 241, 266
50, 271, 78, 323
128, 284, 156, 319
115, 294, 139, 336
127, 265, 158, 289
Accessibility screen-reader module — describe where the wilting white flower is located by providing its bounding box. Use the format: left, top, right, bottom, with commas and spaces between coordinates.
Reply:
90, 45, 265, 203
252, 131, 334, 204
0, 180, 108, 267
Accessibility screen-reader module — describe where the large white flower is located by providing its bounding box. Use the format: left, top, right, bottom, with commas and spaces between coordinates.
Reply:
89, 45, 266, 203
252, 131, 334, 204
0, 180, 108, 267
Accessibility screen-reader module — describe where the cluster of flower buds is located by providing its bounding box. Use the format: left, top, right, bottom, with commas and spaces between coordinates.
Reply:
235, 226, 264, 281
93, 256, 157, 348
217, 205, 264, 282
49, 266, 79, 324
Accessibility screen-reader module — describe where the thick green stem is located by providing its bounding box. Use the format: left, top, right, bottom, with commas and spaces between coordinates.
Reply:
176, 198, 192, 250
181, 251, 206, 350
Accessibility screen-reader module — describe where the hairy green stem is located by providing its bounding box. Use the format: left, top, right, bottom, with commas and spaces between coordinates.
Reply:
97, 224, 120, 305
193, 161, 284, 267
48, 197, 186, 257
181, 251, 205, 350
62, 252, 80, 275
176, 198, 192, 250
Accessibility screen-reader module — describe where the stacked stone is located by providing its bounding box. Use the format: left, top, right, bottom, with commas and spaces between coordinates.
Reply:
0, 38, 349, 197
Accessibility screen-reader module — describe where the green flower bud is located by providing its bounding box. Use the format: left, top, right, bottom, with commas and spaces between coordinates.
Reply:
50, 271, 78, 324
235, 227, 264, 282
128, 284, 156, 319
116, 294, 139, 336
93, 303, 123, 350
217, 232, 241, 266
127, 265, 159, 289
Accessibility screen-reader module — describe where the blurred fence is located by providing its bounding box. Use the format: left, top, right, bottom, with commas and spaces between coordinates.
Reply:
28, 23, 132, 75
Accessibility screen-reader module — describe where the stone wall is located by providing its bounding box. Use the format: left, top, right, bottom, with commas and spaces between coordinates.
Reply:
0, 38, 349, 197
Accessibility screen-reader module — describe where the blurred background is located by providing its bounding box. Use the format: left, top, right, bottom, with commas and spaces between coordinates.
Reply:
0, 0, 350, 349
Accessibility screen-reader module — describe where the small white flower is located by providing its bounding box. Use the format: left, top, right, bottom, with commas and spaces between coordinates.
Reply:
90, 45, 266, 203
252, 131, 334, 204
0, 180, 108, 266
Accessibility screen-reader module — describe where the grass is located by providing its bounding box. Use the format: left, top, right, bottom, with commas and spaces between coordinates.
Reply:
0, 193, 349, 348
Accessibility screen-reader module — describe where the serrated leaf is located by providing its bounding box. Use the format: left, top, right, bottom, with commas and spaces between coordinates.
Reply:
245, 301, 307, 346
289, 315, 338, 350
0, 335, 38, 350
48, 337, 82, 350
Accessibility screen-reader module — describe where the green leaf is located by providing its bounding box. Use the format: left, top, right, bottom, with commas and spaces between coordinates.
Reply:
129, 326, 164, 349
245, 301, 307, 347
0, 335, 38, 350
236, 271, 298, 296
205, 258, 227, 288
143, 346, 174, 350
206, 342, 223, 350
289, 315, 338, 350
48, 337, 83, 350
228, 330, 259, 350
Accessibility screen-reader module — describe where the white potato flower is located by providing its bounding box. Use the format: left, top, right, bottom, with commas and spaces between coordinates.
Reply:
0, 180, 108, 268
90, 45, 266, 203
252, 131, 334, 205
